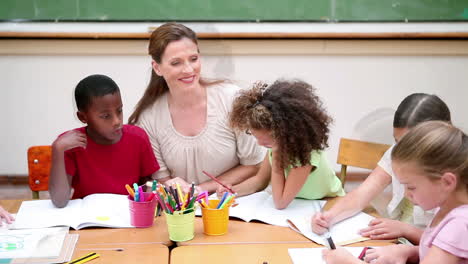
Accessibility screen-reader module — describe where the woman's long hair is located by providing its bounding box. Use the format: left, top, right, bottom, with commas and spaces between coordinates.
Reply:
128, 22, 222, 124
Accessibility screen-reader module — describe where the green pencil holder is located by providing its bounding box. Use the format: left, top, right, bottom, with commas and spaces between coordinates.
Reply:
165, 211, 195, 242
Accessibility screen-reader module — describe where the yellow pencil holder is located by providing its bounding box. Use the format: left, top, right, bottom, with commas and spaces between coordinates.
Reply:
201, 199, 230, 236
165, 211, 195, 242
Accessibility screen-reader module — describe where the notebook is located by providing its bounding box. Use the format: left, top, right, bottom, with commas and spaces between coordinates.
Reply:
5, 233, 79, 264
288, 247, 373, 264
12, 193, 133, 230
287, 211, 374, 246
200, 191, 374, 246
225, 191, 326, 227
0, 226, 78, 264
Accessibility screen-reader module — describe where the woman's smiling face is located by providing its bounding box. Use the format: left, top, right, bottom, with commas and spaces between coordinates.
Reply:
152, 37, 201, 93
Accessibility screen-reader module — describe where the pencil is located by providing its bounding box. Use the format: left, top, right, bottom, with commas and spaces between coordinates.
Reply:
202, 170, 236, 194
66, 252, 100, 264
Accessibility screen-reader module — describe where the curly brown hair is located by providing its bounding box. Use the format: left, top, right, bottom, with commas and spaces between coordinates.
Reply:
230, 79, 332, 169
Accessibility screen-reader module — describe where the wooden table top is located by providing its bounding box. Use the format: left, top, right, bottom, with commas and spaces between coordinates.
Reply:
178, 217, 312, 246
1, 199, 173, 246
1, 197, 387, 248
73, 243, 168, 264
171, 241, 392, 264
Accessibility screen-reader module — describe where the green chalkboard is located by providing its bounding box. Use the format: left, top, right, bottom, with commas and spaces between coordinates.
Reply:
1, 0, 468, 22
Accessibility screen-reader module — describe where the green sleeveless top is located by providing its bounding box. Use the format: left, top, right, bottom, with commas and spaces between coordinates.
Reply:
268, 149, 345, 199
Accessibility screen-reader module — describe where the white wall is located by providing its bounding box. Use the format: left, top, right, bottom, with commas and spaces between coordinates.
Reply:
1, 39, 467, 175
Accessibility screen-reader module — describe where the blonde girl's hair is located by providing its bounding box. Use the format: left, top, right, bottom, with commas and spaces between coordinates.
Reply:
391, 121, 468, 190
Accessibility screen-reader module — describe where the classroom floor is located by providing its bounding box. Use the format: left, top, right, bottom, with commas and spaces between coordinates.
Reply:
0, 183, 50, 199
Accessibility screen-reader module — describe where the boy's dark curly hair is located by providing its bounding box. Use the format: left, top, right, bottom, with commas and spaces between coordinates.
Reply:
230, 79, 332, 169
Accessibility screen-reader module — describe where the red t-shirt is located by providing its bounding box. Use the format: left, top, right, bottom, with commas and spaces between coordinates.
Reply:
64, 125, 159, 199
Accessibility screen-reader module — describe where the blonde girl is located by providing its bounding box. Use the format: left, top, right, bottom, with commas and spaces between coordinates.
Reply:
323, 121, 468, 264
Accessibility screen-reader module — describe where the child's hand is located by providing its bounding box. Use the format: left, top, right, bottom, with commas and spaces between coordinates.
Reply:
0, 206, 14, 226
53, 130, 87, 152
322, 248, 360, 264
364, 245, 411, 264
359, 218, 404, 240
311, 211, 332, 235
216, 184, 234, 199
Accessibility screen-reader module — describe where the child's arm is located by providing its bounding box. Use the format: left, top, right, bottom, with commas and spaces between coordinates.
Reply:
216, 155, 271, 197
360, 218, 423, 244
421, 245, 462, 264
157, 162, 262, 194
198, 163, 261, 193
312, 166, 392, 234
49, 131, 86, 208
270, 149, 312, 209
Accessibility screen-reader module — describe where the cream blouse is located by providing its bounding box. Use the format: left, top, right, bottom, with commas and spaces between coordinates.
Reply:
137, 83, 266, 184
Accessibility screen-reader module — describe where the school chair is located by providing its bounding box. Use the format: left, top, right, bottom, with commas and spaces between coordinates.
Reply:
337, 138, 391, 186
27, 145, 52, 199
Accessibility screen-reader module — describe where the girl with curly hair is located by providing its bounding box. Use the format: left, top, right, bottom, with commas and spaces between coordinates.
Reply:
224, 79, 345, 209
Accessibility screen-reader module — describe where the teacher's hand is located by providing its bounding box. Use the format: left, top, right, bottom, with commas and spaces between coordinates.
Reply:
163, 177, 202, 195
164, 177, 192, 193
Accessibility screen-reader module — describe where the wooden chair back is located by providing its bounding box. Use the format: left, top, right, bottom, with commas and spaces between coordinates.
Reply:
337, 138, 391, 186
27, 146, 52, 199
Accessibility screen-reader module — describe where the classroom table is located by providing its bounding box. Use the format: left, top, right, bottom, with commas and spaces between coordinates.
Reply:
178, 217, 312, 246
2, 197, 385, 248
2, 199, 170, 263
71, 217, 172, 246
177, 196, 381, 246
171, 241, 394, 264
72, 243, 168, 264
1, 199, 173, 246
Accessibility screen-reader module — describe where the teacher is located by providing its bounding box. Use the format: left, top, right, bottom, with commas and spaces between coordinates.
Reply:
129, 22, 266, 193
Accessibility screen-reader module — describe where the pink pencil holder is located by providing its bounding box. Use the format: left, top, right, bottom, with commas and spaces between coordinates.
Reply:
128, 192, 157, 228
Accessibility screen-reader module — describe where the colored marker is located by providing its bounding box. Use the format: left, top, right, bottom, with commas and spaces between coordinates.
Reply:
125, 184, 135, 197
176, 183, 185, 204
219, 194, 234, 209
152, 180, 157, 192
217, 192, 229, 209
138, 186, 144, 202
358, 247, 372, 260
147, 192, 155, 202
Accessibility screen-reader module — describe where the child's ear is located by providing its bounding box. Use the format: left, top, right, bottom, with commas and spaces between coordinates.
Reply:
441, 172, 457, 191
76, 111, 87, 124
151, 60, 162, 76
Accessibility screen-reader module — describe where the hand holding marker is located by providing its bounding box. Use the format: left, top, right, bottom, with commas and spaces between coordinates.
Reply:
313, 202, 336, 249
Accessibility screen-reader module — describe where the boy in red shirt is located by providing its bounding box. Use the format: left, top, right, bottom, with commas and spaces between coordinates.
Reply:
49, 74, 159, 208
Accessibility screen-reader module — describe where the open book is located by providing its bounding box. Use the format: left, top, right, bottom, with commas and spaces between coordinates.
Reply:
225, 191, 326, 227
12, 194, 133, 230
211, 191, 374, 246
288, 247, 376, 264
287, 211, 374, 246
